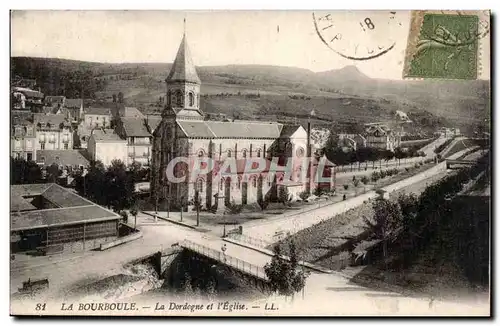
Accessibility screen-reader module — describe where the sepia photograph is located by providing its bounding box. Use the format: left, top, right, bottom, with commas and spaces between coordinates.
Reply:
9, 9, 491, 316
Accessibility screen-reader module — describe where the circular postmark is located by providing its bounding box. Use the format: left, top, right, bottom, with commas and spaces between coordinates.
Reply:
313, 11, 405, 61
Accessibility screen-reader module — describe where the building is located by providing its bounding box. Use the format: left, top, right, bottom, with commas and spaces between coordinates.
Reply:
87, 129, 128, 166
338, 133, 367, 151
34, 114, 73, 150
10, 183, 122, 255
364, 125, 399, 151
11, 87, 44, 111
36, 150, 89, 169
44, 96, 84, 123
83, 107, 112, 129
115, 117, 153, 166
151, 32, 328, 210
11, 112, 37, 161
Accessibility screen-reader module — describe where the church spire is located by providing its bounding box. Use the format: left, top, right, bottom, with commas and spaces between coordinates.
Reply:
166, 22, 201, 85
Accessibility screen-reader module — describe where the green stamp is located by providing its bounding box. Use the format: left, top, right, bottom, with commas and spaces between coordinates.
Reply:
406, 14, 479, 79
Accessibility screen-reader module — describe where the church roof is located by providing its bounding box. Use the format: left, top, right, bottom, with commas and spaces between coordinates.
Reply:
166, 34, 201, 84
176, 120, 283, 139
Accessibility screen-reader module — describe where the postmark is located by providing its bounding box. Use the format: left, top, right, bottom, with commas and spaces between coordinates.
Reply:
403, 10, 490, 80
313, 11, 405, 61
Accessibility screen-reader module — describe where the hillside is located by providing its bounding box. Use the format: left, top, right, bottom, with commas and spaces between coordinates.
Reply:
11, 56, 490, 132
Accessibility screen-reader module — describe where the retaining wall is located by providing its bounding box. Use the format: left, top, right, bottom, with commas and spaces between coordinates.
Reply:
245, 162, 448, 243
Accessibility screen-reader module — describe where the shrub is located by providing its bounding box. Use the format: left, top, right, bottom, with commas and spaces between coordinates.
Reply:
414, 163, 420, 168
380, 170, 387, 178
361, 176, 369, 184
298, 190, 309, 201
343, 184, 349, 190
386, 170, 393, 177
419, 161, 424, 166
392, 168, 399, 174
371, 171, 381, 182
314, 187, 324, 196
405, 167, 410, 172
227, 200, 243, 214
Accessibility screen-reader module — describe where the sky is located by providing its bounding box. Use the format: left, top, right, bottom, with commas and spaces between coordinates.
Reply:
10, 10, 490, 80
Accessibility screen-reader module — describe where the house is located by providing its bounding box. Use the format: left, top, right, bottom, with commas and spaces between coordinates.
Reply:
364, 125, 399, 151
33, 114, 73, 151
338, 133, 367, 151
36, 150, 89, 169
11, 112, 37, 161
115, 117, 152, 166
87, 129, 128, 166
83, 107, 112, 129
44, 96, 84, 123
11, 87, 44, 111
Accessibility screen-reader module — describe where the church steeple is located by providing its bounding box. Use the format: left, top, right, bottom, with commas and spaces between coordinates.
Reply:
166, 30, 201, 84
165, 23, 203, 120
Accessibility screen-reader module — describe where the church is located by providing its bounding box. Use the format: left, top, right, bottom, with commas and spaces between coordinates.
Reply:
151, 32, 335, 211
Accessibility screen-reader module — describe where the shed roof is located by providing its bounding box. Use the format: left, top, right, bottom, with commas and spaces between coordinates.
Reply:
10, 183, 121, 231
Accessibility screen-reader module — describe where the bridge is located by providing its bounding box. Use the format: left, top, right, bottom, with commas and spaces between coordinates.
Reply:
180, 239, 269, 281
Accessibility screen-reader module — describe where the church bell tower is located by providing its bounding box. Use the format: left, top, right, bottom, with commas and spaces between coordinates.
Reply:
165, 23, 203, 120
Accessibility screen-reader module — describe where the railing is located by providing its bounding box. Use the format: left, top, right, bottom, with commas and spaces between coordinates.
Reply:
226, 233, 272, 249
181, 240, 268, 281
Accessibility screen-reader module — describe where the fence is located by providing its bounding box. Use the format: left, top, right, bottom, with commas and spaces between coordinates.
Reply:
226, 233, 272, 249
181, 240, 268, 281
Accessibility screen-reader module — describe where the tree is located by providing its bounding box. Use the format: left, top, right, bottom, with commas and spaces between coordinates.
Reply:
105, 159, 135, 211
46, 163, 61, 183
363, 198, 402, 267
264, 241, 308, 299
10, 157, 43, 184
361, 176, 369, 185
81, 160, 106, 205
130, 206, 138, 230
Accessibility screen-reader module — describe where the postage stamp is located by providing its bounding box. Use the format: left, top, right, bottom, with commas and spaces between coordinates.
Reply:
9, 10, 491, 317
403, 10, 490, 79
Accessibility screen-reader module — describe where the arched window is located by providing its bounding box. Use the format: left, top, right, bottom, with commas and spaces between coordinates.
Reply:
188, 92, 195, 107
252, 176, 257, 188
237, 176, 242, 188
220, 178, 224, 191
167, 90, 171, 106
198, 149, 204, 157
197, 179, 204, 193
256, 149, 262, 158
176, 90, 183, 106
242, 149, 247, 158
227, 149, 232, 158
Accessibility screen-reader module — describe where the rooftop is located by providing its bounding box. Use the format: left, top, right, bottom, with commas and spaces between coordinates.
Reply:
91, 129, 126, 142
121, 117, 152, 137
65, 98, 83, 108
85, 107, 111, 116
36, 150, 90, 167
10, 183, 121, 231
166, 33, 201, 84
176, 120, 284, 139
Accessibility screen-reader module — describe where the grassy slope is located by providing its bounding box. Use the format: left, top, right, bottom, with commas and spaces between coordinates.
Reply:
11, 56, 490, 130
